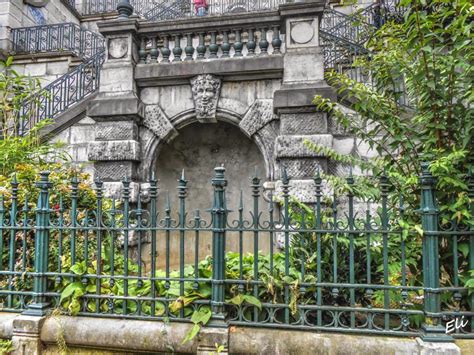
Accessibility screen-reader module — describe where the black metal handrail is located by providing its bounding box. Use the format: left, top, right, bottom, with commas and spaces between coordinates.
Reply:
81, 0, 158, 16
144, 0, 287, 21
11, 23, 104, 61
79, 0, 287, 18
144, 0, 190, 21
320, 1, 409, 107
19, 50, 106, 136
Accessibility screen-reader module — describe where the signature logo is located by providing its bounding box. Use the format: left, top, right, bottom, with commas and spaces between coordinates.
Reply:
445, 316, 469, 334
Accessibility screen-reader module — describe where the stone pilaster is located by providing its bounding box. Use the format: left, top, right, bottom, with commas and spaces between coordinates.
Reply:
196, 327, 229, 355
86, 18, 144, 201
274, 0, 334, 204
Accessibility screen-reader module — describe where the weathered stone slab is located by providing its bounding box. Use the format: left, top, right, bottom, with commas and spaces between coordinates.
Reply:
95, 121, 138, 141
95, 161, 138, 181
88, 140, 141, 162
12, 315, 46, 355
275, 178, 332, 204
416, 338, 460, 355
102, 181, 140, 202
40, 315, 197, 354
283, 47, 324, 84
239, 99, 275, 137
333, 137, 355, 155
143, 104, 178, 142
280, 112, 327, 135
275, 134, 333, 158
278, 158, 327, 179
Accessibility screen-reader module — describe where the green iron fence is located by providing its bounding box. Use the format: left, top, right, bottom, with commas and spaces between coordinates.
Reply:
0, 164, 472, 341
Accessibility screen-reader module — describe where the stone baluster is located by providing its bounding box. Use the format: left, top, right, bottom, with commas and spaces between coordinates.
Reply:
162, 35, 171, 62
196, 32, 206, 59
221, 30, 230, 58
139, 37, 147, 64
247, 28, 256, 56
150, 36, 158, 63
185, 33, 194, 61
209, 31, 218, 59
259, 28, 269, 55
233, 29, 243, 57
172, 34, 182, 62
272, 26, 282, 54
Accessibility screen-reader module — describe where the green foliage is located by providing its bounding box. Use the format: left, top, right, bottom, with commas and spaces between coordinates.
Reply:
0, 57, 67, 176
310, 0, 473, 314
312, 0, 473, 218
0, 339, 13, 355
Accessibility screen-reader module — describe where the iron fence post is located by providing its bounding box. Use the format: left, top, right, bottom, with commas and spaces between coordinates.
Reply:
468, 168, 474, 330
419, 163, 452, 342
211, 166, 228, 324
24, 171, 52, 316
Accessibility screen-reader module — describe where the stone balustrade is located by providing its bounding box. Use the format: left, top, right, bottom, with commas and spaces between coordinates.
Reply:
137, 25, 283, 64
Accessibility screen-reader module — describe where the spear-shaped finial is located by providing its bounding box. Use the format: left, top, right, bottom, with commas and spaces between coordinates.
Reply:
281, 167, 289, 185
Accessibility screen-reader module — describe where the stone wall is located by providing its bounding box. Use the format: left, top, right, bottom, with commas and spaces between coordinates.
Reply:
49, 116, 96, 177
9, 54, 78, 86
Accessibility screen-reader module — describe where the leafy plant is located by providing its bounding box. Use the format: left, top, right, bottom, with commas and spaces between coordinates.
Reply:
0, 339, 13, 355
309, 0, 473, 318
0, 57, 68, 176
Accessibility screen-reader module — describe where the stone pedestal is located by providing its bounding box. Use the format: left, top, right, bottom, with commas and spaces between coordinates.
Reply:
274, 1, 335, 204
87, 19, 144, 202
11, 316, 45, 355
196, 327, 229, 355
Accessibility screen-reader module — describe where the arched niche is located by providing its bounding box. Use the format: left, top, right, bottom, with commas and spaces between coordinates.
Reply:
141, 121, 273, 271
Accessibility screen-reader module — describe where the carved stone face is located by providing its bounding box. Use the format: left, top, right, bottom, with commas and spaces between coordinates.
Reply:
191, 74, 221, 123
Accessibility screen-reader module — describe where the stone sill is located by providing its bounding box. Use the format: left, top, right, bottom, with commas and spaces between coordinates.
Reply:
135, 55, 284, 87
1, 312, 468, 354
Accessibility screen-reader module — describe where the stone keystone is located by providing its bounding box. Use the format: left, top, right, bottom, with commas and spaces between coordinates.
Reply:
190, 74, 222, 123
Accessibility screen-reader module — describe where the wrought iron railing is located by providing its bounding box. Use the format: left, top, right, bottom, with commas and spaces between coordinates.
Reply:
9, 23, 105, 135
79, 0, 287, 18
18, 51, 105, 136
81, 0, 158, 16
11, 23, 104, 61
320, 1, 409, 107
145, 0, 287, 21
144, 0, 190, 21
61, 0, 76, 8
0, 164, 472, 339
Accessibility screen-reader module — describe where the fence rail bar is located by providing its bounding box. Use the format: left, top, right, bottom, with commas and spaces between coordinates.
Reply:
0, 163, 471, 339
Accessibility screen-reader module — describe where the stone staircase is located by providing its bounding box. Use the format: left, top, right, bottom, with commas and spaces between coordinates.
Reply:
9, 23, 105, 136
